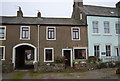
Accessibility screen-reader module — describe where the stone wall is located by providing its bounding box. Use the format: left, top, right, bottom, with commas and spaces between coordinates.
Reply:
35, 63, 65, 72
73, 63, 97, 70
2, 61, 13, 73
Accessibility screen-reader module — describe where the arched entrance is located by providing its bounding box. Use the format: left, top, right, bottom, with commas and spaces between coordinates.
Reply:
12, 43, 37, 69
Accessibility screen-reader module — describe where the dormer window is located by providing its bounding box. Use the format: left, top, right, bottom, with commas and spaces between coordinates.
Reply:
110, 11, 115, 14
80, 13, 82, 20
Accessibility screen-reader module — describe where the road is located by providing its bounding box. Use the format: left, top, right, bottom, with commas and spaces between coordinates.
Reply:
2, 68, 120, 79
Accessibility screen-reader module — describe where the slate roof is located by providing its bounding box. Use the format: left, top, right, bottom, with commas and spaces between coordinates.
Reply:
79, 5, 119, 17
0, 16, 86, 26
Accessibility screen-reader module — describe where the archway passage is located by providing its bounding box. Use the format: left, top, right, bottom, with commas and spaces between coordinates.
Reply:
15, 45, 34, 69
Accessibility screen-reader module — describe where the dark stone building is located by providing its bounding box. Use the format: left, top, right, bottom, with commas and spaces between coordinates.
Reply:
0, 5, 88, 72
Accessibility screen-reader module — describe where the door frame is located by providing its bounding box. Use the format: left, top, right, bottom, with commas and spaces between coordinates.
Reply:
12, 43, 37, 69
62, 49, 73, 67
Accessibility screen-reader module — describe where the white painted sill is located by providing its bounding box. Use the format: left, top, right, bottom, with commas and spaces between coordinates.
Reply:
103, 34, 112, 36
92, 33, 101, 36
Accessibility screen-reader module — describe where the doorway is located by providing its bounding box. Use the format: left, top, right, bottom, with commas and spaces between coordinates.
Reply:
62, 49, 72, 67
15, 45, 34, 69
12, 43, 37, 70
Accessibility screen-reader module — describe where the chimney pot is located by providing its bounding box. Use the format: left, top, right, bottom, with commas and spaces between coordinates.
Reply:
74, 0, 83, 7
37, 11, 41, 17
17, 7, 23, 17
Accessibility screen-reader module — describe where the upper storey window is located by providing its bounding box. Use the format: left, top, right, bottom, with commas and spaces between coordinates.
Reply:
20, 26, 30, 40
104, 21, 110, 34
72, 27, 80, 40
92, 21, 99, 33
46, 27, 56, 40
0, 26, 6, 40
115, 23, 120, 34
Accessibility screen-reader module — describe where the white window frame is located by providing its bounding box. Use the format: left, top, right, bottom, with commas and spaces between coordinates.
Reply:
0, 26, 6, 40
92, 21, 99, 34
105, 44, 112, 56
116, 47, 120, 56
44, 48, 54, 62
73, 47, 87, 60
104, 21, 110, 34
115, 22, 120, 35
0, 46, 5, 60
62, 48, 73, 67
46, 26, 56, 40
20, 26, 30, 40
71, 27, 80, 40
94, 45, 100, 57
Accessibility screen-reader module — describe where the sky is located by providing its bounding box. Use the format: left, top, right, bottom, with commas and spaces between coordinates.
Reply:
0, 0, 119, 18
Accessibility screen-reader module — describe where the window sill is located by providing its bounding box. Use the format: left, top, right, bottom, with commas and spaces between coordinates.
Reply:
75, 59, 86, 60
46, 39, 56, 40
72, 39, 80, 40
20, 38, 30, 40
92, 33, 101, 36
1, 59, 5, 61
0, 39, 6, 40
44, 61, 54, 62
103, 34, 112, 36
115, 34, 120, 36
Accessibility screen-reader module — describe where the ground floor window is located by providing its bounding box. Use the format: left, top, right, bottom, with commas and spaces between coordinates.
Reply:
0, 46, 5, 60
94, 45, 100, 57
74, 49, 86, 59
106, 45, 111, 56
44, 48, 54, 62
116, 48, 120, 56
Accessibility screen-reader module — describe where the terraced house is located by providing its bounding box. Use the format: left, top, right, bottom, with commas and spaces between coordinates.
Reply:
72, 0, 120, 62
1, 0, 120, 72
0, 5, 88, 72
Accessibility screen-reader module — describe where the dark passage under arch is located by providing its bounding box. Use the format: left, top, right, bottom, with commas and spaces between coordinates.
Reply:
15, 45, 34, 70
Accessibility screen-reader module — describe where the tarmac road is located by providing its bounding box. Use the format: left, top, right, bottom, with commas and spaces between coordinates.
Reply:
2, 68, 120, 79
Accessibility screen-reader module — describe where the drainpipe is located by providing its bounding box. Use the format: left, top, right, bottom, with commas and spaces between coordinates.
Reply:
37, 25, 40, 61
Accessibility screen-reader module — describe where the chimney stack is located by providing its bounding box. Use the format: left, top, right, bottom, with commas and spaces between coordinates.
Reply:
17, 7, 23, 17
74, 0, 83, 7
37, 11, 41, 17
116, 1, 120, 8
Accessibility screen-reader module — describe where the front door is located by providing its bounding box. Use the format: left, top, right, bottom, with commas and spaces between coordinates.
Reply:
62, 49, 72, 67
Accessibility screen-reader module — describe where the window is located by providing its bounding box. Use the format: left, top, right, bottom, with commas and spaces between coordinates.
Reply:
0, 46, 5, 60
104, 21, 110, 33
20, 26, 30, 40
72, 27, 80, 40
106, 45, 111, 56
44, 48, 54, 62
46, 27, 56, 40
94, 45, 100, 57
115, 23, 120, 34
92, 21, 99, 33
74, 49, 86, 59
116, 48, 120, 56
0, 26, 6, 40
